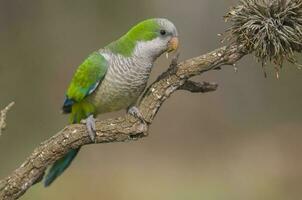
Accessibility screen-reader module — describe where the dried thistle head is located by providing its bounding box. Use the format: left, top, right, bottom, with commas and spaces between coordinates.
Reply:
225, 0, 302, 74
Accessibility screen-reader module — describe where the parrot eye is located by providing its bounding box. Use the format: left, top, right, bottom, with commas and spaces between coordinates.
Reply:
160, 29, 167, 36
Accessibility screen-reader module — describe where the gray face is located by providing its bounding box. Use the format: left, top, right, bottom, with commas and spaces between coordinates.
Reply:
156, 18, 179, 38
133, 18, 179, 61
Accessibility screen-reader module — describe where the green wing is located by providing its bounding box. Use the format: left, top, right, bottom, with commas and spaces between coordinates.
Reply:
63, 51, 108, 113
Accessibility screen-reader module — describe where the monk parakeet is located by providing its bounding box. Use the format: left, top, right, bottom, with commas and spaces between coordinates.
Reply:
44, 18, 179, 186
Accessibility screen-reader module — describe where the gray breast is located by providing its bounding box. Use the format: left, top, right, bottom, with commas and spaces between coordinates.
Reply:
88, 50, 153, 114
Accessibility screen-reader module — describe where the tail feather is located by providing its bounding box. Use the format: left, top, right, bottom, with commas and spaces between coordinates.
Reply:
44, 100, 95, 187
62, 97, 74, 114
44, 148, 79, 187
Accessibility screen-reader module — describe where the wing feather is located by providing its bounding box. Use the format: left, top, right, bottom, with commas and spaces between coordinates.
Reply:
62, 51, 108, 113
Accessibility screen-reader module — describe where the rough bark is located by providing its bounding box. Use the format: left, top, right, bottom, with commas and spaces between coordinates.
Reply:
0, 102, 15, 137
0, 43, 246, 200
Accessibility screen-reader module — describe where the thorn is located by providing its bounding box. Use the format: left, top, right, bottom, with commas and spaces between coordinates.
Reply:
166, 52, 169, 59
0, 101, 15, 136
293, 61, 302, 70
233, 64, 238, 72
276, 71, 280, 79
275, 65, 280, 79
262, 62, 267, 78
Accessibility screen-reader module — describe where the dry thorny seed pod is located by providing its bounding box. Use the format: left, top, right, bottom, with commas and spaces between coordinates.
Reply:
225, 0, 302, 77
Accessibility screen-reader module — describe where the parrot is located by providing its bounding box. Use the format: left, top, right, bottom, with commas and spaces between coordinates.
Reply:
43, 18, 179, 186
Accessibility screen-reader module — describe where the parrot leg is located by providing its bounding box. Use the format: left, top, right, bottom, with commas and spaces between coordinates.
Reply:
85, 115, 96, 142
127, 106, 146, 123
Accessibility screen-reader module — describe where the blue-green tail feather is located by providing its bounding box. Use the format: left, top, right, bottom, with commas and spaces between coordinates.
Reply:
44, 51, 103, 187
44, 100, 95, 187
44, 148, 79, 187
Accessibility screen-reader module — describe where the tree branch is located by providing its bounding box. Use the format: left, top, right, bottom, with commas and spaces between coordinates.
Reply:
0, 43, 246, 200
1, 1, 300, 198
0, 102, 15, 137
179, 80, 218, 93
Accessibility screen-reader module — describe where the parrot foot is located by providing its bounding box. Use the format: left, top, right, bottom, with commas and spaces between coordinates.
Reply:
127, 106, 146, 123
83, 115, 96, 142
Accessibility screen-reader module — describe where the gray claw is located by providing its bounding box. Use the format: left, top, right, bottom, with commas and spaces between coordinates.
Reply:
127, 106, 145, 123
86, 115, 96, 142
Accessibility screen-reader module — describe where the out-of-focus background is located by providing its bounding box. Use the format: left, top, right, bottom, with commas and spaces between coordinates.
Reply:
0, 0, 301, 199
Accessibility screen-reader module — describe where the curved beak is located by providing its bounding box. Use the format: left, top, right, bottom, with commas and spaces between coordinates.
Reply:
167, 36, 179, 52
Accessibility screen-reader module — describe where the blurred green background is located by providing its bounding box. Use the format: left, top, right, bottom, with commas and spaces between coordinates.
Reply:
1, 0, 302, 199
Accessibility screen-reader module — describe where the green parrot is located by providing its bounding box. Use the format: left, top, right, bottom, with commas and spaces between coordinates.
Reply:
44, 18, 179, 186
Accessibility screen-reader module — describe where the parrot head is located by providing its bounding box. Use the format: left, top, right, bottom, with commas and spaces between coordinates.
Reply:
106, 18, 179, 61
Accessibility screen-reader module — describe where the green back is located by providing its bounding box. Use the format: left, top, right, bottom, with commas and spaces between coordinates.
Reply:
67, 52, 108, 101
65, 51, 108, 123
106, 19, 160, 57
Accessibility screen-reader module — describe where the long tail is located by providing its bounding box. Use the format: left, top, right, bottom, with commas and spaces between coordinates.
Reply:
44, 148, 79, 187
44, 100, 95, 187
